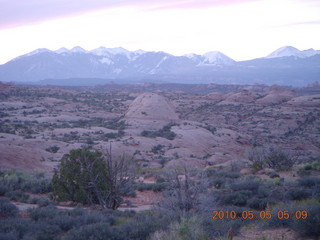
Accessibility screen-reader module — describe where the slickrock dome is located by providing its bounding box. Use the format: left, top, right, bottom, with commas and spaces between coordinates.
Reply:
125, 93, 179, 121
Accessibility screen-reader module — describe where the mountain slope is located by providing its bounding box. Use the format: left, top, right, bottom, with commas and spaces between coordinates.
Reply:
266, 46, 320, 59
0, 46, 319, 86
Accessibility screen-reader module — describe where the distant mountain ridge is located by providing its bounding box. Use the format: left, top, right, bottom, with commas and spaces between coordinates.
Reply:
0, 46, 319, 86
265, 46, 320, 59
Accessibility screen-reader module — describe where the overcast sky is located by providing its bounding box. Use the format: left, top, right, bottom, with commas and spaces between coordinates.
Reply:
0, 0, 319, 64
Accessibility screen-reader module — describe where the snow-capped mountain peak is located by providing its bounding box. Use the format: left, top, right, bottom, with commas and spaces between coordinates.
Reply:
90, 47, 109, 56
200, 51, 235, 65
55, 47, 70, 54
90, 47, 131, 59
25, 48, 51, 57
301, 48, 320, 58
266, 46, 320, 59
133, 49, 147, 55
184, 53, 198, 59
266, 46, 302, 58
71, 46, 87, 53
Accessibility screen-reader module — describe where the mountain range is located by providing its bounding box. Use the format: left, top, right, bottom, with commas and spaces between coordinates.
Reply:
0, 46, 319, 86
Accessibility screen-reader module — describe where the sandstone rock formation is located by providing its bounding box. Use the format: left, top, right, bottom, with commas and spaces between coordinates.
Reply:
125, 93, 179, 121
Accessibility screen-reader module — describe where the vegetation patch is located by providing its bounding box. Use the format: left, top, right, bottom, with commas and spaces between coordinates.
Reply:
141, 123, 177, 140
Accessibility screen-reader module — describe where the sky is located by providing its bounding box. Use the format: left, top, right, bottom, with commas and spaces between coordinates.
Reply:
0, 0, 319, 64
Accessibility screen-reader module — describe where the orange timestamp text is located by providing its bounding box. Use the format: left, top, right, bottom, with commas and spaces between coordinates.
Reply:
212, 210, 308, 220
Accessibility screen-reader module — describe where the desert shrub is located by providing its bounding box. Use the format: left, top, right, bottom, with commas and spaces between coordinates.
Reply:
199, 206, 250, 238
216, 171, 241, 179
52, 215, 78, 232
0, 184, 9, 196
246, 147, 267, 172
150, 216, 209, 240
297, 168, 311, 177
0, 170, 52, 194
0, 218, 32, 239
291, 200, 320, 239
247, 197, 267, 210
247, 146, 294, 171
28, 197, 53, 207
120, 211, 171, 240
27, 179, 53, 194
265, 147, 294, 171
0, 230, 20, 240
298, 177, 320, 188
141, 123, 177, 140
203, 124, 216, 135
28, 221, 61, 240
286, 188, 311, 201
136, 182, 154, 191
45, 146, 60, 153
303, 164, 312, 170
5, 190, 29, 202
312, 184, 320, 201
151, 144, 165, 154
152, 183, 169, 192
262, 200, 320, 238
51, 211, 115, 232
136, 182, 168, 192
268, 172, 280, 178
263, 205, 294, 229
28, 206, 119, 235
230, 180, 260, 192
120, 184, 136, 197
62, 222, 123, 240
28, 206, 59, 221
0, 197, 19, 218
310, 158, 320, 170
219, 191, 251, 207
104, 131, 125, 140
211, 178, 226, 189
204, 168, 217, 178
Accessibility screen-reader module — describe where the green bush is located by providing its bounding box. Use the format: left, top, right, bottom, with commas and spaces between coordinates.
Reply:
230, 180, 260, 192
0, 218, 32, 239
141, 123, 177, 140
199, 206, 249, 238
29, 197, 53, 207
216, 171, 241, 179
0, 170, 52, 194
0, 197, 19, 218
62, 222, 123, 240
5, 190, 29, 202
291, 200, 320, 238
268, 172, 280, 178
0, 184, 9, 196
136, 182, 168, 192
150, 216, 209, 240
297, 168, 311, 177
262, 200, 320, 239
263, 204, 294, 229
248, 146, 294, 171
247, 197, 267, 210
286, 188, 311, 201
120, 211, 171, 240
151, 144, 165, 154
220, 191, 251, 206
28, 206, 59, 221
211, 178, 225, 189
45, 146, 60, 153
298, 177, 320, 188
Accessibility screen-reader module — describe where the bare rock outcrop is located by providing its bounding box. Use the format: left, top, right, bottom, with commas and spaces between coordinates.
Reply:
125, 93, 179, 121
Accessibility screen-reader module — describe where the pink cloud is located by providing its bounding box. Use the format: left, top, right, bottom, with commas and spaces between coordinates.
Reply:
145, 0, 262, 11
1, 0, 316, 29
0, 0, 264, 29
